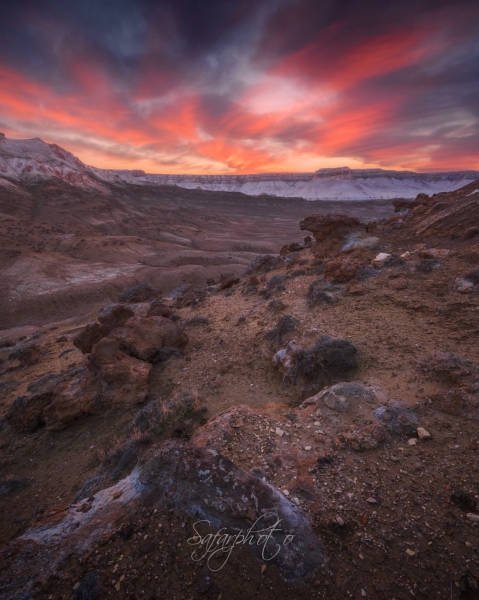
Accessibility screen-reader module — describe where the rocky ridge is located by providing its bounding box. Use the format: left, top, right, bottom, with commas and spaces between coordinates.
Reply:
1, 134, 478, 200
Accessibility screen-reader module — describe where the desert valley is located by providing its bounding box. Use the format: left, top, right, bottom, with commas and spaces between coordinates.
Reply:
0, 134, 479, 599
1, 0, 479, 598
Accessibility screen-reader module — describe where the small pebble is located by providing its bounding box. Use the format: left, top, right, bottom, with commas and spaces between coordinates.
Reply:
367, 497, 377, 504
408, 438, 417, 446
304, 446, 312, 451
417, 427, 431, 440
467, 513, 479, 522
405, 549, 416, 557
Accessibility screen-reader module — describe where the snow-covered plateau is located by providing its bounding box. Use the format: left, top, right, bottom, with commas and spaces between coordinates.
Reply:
1, 134, 478, 200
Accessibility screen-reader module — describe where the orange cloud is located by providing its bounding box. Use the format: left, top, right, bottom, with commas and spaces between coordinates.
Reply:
0, 13, 477, 176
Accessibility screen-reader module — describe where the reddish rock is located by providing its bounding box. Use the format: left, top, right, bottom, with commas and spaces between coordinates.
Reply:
432, 389, 475, 416
112, 316, 188, 362
324, 258, 360, 283
323, 248, 372, 283
88, 338, 124, 370
44, 353, 151, 430
96, 356, 151, 410
6, 392, 52, 433
300, 214, 363, 259
72, 322, 111, 354
43, 369, 100, 430
147, 300, 173, 318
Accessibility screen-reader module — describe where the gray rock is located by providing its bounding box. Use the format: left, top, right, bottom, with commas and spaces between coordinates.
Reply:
373, 402, 419, 436
301, 382, 374, 412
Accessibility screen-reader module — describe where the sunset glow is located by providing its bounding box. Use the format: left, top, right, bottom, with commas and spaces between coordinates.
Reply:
1, 1, 478, 174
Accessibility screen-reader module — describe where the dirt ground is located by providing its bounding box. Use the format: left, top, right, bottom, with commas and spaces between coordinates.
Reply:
1, 182, 479, 599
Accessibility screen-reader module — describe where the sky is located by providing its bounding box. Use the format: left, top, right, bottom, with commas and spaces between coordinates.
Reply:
0, 0, 478, 174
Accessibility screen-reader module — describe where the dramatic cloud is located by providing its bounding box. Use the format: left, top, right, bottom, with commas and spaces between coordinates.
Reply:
0, 0, 478, 173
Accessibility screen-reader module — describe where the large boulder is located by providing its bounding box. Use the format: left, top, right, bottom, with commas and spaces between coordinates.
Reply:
112, 316, 188, 362
4, 439, 324, 597
43, 368, 100, 431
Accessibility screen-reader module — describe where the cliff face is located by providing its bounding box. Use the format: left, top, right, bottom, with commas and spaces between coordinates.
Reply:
1, 135, 478, 200
112, 165, 479, 200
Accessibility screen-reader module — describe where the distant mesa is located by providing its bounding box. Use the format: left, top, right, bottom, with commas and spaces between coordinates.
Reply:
0, 133, 478, 200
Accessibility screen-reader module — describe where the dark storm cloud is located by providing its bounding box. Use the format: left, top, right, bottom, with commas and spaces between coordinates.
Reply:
0, 0, 477, 172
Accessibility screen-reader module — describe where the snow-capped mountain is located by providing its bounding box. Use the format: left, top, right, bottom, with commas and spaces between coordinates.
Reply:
1, 134, 478, 200
0, 133, 110, 192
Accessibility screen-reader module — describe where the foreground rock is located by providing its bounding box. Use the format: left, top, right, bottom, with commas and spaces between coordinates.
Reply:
5, 305, 188, 431
301, 382, 377, 412
273, 334, 357, 391
0, 440, 324, 597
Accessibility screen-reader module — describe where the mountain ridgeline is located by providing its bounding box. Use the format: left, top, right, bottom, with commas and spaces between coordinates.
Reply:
1, 134, 478, 200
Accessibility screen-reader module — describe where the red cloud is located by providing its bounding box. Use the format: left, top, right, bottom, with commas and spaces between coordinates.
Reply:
0, 14, 477, 175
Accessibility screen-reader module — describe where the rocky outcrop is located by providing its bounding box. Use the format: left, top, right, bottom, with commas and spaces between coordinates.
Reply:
323, 248, 373, 283
5, 298, 188, 431
300, 214, 364, 259
112, 316, 188, 362
44, 350, 151, 430
73, 322, 112, 354
1, 439, 324, 597
5, 373, 65, 433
